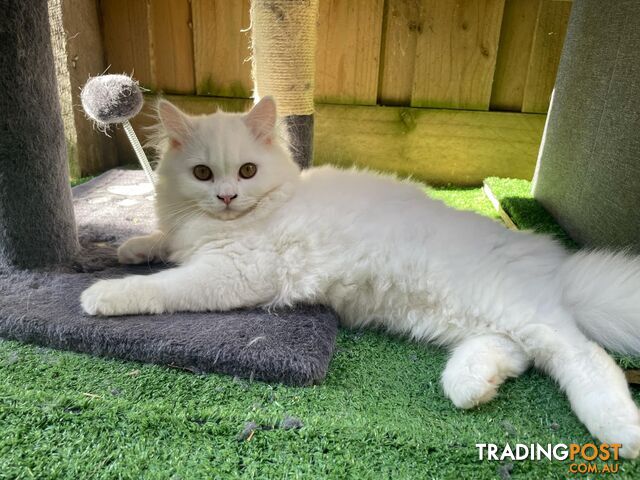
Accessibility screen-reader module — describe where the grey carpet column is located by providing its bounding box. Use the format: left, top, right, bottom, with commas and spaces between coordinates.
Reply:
284, 115, 314, 169
0, 0, 78, 268
532, 0, 640, 252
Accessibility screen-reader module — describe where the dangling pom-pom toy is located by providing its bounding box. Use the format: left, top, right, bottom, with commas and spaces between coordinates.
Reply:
81, 74, 155, 187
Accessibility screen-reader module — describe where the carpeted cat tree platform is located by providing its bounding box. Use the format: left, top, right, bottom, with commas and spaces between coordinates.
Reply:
0, 0, 336, 386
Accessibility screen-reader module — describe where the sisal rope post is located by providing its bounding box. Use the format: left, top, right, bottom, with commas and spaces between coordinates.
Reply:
250, 0, 319, 168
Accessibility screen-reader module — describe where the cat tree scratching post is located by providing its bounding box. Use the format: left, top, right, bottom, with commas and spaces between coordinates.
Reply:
250, 0, 319, 168
532, 0, 640, 252
0, 0, 78, 268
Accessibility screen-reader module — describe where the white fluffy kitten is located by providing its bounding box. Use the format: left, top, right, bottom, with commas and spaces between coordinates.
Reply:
82, 97, 640, 458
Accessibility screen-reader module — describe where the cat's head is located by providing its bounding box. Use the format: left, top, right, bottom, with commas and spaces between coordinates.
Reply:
154, 97, 300, 221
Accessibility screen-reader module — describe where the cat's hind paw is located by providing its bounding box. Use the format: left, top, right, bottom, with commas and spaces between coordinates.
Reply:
441, 362, 501, 409
616, 423, 640, 459
586, 394, 640, 459
594, 405, 640, 459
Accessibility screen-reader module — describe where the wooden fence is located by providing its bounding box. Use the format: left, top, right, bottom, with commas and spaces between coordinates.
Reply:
54, 0, 573, 184
100, 0, 571, 113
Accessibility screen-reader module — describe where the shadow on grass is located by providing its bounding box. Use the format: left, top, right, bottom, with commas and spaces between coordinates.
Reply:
501, 196, 578, 250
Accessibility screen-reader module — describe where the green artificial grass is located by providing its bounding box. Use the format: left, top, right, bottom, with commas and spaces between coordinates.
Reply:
70, 176, 94, 187
427, 186, 501, 221
483, 178, 577, 249
2, 187, 639, 479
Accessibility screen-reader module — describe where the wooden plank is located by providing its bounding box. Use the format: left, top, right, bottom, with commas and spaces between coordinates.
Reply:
315, 0, 385, 105
377, 0, 420, 105
522, 0, 572, 113
50, 0, 118, 177
100, 0, 154, 88
490, 0, 541, 111
483, 182, 518, 229
149, 0, 195, 94
119, 96, 545, 186
50, 0, 81, 178
411, 0, 505, 110
314, 103, 545, 185
625, 370, 640, 385
192, 0, 252, 97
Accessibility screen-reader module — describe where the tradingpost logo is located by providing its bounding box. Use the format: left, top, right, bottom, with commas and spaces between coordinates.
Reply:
476, 443, 622, 474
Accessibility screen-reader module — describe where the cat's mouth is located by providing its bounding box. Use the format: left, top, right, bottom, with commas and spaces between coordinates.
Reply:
198, 200, 259, 221
219, 204, 257, 220
198, 185, 286, 221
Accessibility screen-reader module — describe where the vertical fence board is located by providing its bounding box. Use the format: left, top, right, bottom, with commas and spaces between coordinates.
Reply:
98, 0, 568, 114
490, 0, 540, 111
192, 0, 252, 97
411, 0, 505, 110
100, 0, 154, 88
52, 0, 118, 176
378, 0, 420, 105
315, 0, 385, 105
522, 0, 572, 113
150, 0, 195, 94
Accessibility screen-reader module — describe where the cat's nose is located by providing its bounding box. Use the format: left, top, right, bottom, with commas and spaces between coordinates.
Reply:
217, 194, 238, 205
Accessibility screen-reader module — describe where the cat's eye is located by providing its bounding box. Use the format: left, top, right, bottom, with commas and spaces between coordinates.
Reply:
239, 163, 257, 179
193, 165, 213, 181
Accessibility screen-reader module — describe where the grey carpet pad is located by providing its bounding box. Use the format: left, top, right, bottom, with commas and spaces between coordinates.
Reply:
0, 169, 338, 386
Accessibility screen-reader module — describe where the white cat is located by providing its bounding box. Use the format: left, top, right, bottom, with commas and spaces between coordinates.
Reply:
81, 97, 640, 458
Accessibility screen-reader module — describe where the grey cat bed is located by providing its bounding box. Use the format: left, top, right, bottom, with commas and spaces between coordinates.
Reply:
0, 169, 338, 385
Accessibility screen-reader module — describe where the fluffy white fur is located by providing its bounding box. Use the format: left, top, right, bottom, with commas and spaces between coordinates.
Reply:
82, 98, 640, 458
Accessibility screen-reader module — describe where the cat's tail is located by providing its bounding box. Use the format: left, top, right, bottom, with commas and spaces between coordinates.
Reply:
559, 250, 640, 355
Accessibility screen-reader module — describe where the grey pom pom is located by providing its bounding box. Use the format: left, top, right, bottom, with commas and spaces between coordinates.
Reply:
81, 74, 143, 127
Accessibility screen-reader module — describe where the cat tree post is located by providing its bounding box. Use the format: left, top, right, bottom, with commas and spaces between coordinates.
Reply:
0, 0, 78, 268
250, 0, 319, 168
532, 0, 640, 252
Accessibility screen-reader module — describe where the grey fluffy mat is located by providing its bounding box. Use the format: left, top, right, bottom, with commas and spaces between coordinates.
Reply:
0, 169, 338, 385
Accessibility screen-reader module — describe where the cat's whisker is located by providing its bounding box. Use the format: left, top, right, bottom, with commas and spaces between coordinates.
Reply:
160, 204, 201, 223
157, 202, 199, 217
158, 198, 198, 209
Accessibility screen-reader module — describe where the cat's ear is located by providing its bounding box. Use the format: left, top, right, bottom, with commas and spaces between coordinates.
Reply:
244, 96, 277, 144
157, 100, 192, 149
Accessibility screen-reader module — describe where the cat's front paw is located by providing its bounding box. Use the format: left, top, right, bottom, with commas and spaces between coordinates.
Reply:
118, 237, 154, 265
81, 278, 160, 316
81, 279, 128, 316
